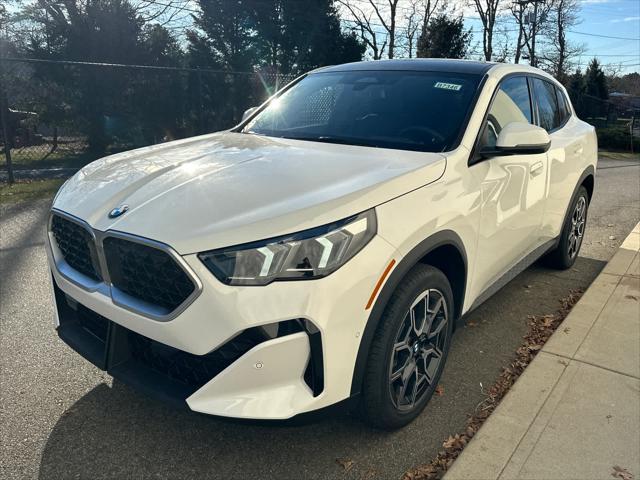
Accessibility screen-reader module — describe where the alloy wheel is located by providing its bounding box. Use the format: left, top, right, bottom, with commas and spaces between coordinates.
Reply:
568, 196, 587, 259
388, 289, 448, 411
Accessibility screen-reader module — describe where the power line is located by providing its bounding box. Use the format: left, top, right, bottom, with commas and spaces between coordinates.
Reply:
569, 30, 640, 41
0, 56, 297, 78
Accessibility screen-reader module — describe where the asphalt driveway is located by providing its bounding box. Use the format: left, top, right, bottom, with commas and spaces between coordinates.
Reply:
1, 156, 638, 480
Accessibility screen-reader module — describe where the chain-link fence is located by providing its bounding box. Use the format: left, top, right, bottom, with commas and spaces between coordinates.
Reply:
0, 58, 297, 181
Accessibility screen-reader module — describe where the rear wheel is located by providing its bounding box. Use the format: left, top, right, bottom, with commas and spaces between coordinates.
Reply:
361, 264, 454, 430
545, 186, 589, 270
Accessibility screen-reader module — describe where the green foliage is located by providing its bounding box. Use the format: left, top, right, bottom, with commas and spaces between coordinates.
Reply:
7, 0, 365, 153
250, 0, 365, 74
567, 69, 587, 117
26, 0, 171, 151
596, 124, 639, 152
188, 0, 364, 75
585, 58, 608, 100
568, 63, 611, 120
416, 14, 471, 59
186, 0, 365, 133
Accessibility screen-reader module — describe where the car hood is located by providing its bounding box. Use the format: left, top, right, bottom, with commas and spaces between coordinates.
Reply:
53, 132, 446, 254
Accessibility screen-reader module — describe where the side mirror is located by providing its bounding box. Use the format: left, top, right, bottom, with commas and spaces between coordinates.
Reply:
242, 106, 259, 122
481, 122, 551, 158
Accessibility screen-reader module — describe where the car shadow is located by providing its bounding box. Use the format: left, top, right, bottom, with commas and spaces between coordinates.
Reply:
37, 380, 388, 480
37, 257, 607, 480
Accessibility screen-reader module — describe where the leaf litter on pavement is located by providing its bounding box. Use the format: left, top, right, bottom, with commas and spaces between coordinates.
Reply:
402, 289, 584, 480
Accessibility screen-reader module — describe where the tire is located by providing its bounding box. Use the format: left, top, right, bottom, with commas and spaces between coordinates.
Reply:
545, 186, 589, 270
361, 264, 454, 430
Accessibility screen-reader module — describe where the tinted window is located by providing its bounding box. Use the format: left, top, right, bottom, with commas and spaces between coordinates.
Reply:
556, 87, 571, 124
532, 78, 561, 132
243, 71, 482, 152
481, 76, 532, 149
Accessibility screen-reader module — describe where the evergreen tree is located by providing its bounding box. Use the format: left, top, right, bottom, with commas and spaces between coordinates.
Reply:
252, 0, 364, 75
27, 0, 155, 151
585, 58, 608, 100
416, 13, 471, 59
567, 69, 586, 117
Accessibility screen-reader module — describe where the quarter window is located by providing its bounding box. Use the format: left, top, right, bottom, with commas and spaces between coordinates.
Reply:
532, 78, 561, 132
556, 87, 571, 124
480, 76, 532, 149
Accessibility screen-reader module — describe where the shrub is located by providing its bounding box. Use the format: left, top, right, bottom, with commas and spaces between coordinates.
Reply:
596, 124, 639, 152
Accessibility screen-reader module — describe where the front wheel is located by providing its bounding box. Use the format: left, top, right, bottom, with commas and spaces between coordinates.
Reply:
545, 186, 589, 270
361, 264, 454, 430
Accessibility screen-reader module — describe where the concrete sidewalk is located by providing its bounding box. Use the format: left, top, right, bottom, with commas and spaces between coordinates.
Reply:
446, 224, 640, 480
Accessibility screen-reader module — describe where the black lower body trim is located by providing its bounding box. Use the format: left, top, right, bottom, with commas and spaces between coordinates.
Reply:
466, 237, 558, 314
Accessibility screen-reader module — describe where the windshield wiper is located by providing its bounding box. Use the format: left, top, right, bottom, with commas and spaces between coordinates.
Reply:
286, 135, 379, 148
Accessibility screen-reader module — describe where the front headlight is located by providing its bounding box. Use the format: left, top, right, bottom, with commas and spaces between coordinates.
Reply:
198, 209, 377, 286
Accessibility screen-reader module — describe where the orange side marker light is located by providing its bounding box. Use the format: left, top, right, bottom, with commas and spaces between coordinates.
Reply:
365, 259, 396, 310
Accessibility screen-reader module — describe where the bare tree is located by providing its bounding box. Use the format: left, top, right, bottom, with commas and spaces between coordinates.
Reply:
416, 0, 440, 57
492, 24, 513, 63
470, 0, 501, 61
404, 0, 423, 58
339, 0, 387, 59
511, 0, 554, 67
339, 0, 401, 59
510, 1, 525, 63
132, 0, 196, 30
539, 0, 584, 82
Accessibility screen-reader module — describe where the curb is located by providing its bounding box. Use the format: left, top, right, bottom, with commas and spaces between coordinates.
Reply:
444, 223, 640, 480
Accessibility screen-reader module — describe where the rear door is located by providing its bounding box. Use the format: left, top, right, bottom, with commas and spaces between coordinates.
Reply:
531, 79, 587, 241
472, 75, 549, 296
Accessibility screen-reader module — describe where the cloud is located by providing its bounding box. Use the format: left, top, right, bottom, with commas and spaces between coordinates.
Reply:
610, 16, 640, 23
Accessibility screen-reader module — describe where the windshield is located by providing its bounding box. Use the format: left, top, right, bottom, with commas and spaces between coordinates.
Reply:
241, 70, 482, 152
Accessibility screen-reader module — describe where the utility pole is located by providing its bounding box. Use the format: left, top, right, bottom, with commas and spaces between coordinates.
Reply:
517, 0, 545, 67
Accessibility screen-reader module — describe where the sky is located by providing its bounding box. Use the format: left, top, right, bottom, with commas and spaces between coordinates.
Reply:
339, 0, 640, 73
4, 0, 639, 74
486, 0, 640, 73
560, 0, 640, 73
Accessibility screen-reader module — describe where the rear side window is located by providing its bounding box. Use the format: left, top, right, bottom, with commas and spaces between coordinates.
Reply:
531, 78, 561, 132
480, 76, 532, 149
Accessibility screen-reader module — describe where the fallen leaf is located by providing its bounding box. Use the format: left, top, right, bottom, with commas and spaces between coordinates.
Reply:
609, 235, 617, 240
542, 314, 555, 327
404, 290, 585, 480
563, 327, 571, 334
435, 385, 445, 396
336, 458, 355, 472
467, 321, 478, 327
625, 295, 638, 301
612, 465, 634, 480
361, 468, 376, 479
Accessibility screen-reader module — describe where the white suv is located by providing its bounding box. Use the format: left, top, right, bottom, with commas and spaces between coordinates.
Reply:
46, 59, 597, 429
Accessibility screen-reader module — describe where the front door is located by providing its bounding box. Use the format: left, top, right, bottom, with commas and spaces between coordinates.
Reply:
472, 75, 549, 296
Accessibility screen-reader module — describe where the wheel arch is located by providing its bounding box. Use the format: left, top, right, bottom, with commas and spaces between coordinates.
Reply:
350, 230, 468, 396
558, 165, 595, 242
581, 169, 595, 201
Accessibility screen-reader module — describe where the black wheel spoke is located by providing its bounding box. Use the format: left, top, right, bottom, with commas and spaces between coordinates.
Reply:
568, 196, 587, 260
389, 288, 449, 411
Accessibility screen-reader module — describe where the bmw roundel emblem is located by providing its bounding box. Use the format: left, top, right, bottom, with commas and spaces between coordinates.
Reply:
108, 204, 129, 219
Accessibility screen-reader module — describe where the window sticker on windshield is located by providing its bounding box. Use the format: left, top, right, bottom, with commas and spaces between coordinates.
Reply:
434, 82, 462, 91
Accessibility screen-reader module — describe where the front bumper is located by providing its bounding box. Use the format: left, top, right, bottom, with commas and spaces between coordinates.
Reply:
48, 223, 400, 419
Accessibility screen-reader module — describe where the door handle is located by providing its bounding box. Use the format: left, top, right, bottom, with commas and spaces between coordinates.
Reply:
530, 161, 544, 175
